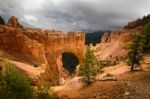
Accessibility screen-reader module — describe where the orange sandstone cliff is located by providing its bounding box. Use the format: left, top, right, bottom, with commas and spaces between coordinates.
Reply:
0, 17, 86, 85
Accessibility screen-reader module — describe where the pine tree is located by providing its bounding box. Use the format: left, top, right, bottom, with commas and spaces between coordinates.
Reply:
0, 16, 6, 25
79, 44, 98, 85
140, 22, 150, 53
126, 35, 143, 71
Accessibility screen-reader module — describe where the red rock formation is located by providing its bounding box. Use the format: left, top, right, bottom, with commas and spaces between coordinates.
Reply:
0, 25, 86, 85
7, 16, 22, 28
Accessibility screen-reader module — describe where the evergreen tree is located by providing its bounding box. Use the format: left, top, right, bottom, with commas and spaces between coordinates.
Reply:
126, 35, 143, 71
0, 16, 6, 25
140, 22, 150, 53
79, 44, 98, 85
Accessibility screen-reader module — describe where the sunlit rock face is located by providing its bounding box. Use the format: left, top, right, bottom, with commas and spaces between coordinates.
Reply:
0, 17, 86, 85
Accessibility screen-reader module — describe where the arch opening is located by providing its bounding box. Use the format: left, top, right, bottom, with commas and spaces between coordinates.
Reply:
62, 52, 79, 74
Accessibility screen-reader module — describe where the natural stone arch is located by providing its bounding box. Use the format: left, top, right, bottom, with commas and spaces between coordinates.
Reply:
55, 51, 81, 85
61, 52, 79, 74
56, 50, 81, 74
0, 25, 86, 85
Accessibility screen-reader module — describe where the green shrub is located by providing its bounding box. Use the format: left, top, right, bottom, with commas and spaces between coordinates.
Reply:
38, 89, 58, 99
97, 60, 117, 68
38, 84, 58, 99
0, 60, 33, 99
79, 44, 116, 85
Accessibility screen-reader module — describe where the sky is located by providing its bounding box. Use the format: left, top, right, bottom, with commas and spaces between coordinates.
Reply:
0, 0, 150, 31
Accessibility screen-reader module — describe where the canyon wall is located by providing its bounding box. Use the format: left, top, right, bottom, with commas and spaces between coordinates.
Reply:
0, 24, 86, 85
96, 26, 142, 60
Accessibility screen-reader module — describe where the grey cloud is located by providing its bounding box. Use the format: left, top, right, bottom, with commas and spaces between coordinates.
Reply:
0, 0, 150, 31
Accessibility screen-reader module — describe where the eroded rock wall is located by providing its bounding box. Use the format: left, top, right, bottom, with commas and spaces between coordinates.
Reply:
95, 26, 142, 60
0, 25, 86, 85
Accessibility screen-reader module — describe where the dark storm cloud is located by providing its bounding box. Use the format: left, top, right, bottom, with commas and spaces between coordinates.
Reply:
0, 0, 24, 20
0, 0, 150, 31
